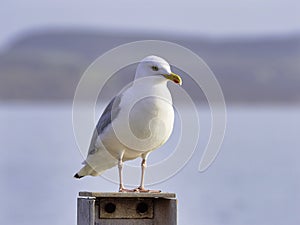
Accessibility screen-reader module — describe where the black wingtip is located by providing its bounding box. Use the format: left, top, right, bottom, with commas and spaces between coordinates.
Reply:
74, 173, 83, 179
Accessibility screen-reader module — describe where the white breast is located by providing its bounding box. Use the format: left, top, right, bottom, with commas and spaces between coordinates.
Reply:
110, 79, 175, 154
128, 95, 174, 143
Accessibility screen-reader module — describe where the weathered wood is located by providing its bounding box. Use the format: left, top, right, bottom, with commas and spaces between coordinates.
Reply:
94, 219, 153, 225
153, 198, 177, 225
99, 198, 153, 219
77, 197, 95, 225
77, 192, 177, 225
79, 191, 176, 199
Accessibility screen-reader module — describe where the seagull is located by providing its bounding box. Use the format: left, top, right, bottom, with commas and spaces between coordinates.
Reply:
74, 55, 182, 192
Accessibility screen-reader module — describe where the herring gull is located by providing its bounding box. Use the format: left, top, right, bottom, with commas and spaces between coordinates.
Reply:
74, 55, 182, 192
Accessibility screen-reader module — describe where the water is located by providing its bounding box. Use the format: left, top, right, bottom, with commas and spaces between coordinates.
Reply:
0, 103, 299, 225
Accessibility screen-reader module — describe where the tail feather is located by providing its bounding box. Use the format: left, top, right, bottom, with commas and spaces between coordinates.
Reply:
74, 173, 83, 179
74, 147, 118, 178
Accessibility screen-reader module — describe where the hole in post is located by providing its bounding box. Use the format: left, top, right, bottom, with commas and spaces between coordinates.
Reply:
104, 202, 116, 213
136, 202, 148, 214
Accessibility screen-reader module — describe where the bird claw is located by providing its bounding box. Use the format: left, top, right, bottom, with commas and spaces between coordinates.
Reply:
133, 187, 161, 193
119, 187, 161, 193
119, 187, 135, 193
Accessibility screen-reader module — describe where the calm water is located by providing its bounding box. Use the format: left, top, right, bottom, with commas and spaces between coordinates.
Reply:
0, 103, 299, 225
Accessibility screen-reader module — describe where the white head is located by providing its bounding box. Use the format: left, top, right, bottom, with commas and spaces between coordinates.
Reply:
135, 55, 182, 85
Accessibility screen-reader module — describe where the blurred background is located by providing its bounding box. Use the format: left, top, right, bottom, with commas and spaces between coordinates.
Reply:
0, 0, 299, 225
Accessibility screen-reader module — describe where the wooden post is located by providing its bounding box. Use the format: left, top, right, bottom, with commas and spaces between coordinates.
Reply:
77, 192, 177, 225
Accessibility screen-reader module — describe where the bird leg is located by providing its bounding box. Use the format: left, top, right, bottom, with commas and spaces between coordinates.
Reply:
138, 158, 146, 191
118, 157, 125, 192
134, 158, 161, 193
118, 151, 134, 192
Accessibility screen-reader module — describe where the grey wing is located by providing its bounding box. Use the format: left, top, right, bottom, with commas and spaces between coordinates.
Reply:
87, 95, 122, 155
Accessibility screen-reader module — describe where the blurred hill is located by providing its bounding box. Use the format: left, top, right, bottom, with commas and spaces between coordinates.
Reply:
0, 30, 299, 104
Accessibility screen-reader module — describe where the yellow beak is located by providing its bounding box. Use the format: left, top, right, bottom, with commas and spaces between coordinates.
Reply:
163, 72, 182, 85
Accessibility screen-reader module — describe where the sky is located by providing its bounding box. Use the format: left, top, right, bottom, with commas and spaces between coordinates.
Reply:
0, 0, 300, 48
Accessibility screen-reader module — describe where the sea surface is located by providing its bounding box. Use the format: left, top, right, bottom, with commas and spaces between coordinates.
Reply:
0, 103, 299, 225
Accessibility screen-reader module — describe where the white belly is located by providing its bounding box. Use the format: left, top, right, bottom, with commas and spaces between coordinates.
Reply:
99, 81, 175, 160
128, 96, 174, 146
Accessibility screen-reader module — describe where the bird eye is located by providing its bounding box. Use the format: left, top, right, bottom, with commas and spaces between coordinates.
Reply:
151, 66, 159, 71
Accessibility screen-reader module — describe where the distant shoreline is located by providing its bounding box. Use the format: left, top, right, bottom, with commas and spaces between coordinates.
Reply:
1, 30, 299, 104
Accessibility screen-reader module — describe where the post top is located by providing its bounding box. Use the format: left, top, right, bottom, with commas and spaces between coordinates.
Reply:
79, 191, 176, 199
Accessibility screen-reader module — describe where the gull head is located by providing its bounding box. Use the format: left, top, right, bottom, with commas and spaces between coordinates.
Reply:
135, 55, 182, 85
